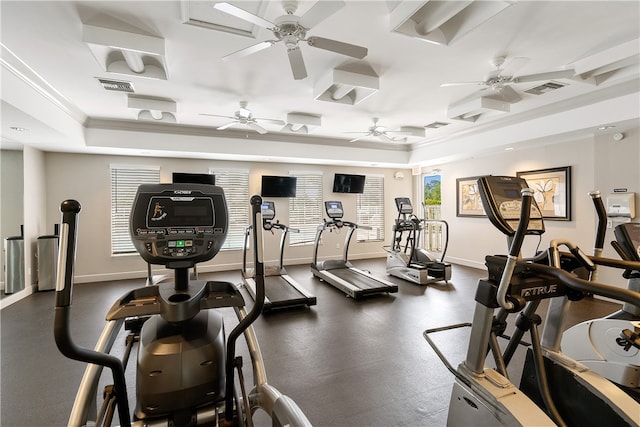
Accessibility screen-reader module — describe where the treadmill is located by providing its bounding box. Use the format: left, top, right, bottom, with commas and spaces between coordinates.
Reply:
310, 201, 398, 299
242, 200, 316, 312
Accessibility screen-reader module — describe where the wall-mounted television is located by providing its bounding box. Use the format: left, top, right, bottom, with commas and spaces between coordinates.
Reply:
332, 173, 366, 194
261, 175, 297, 198
172, 172, 215, 185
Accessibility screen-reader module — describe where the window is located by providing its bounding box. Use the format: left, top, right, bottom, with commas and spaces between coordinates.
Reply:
110, 165, 160, 255
357, 175, 384, 242
289, 172, 323, 245
210, 168, 249, 250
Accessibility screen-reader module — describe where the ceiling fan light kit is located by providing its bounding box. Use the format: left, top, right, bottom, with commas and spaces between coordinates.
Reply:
200, 101, 285, 135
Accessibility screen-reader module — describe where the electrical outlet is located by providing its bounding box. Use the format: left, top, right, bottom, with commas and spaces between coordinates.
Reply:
607, 219, 613, 229
335, 243, 340, 249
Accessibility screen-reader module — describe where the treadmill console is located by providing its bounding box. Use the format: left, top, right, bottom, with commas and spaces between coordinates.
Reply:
325, 201, 344, 219
477, 176, 545, 236
130, 183, 228, 268
395, 197, 413, 215
261, 201, 276, 221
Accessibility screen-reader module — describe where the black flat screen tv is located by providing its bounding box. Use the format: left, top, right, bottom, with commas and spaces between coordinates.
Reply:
172, 172, 215, 185
261, 175, 297, 198
332, 173, 365, 194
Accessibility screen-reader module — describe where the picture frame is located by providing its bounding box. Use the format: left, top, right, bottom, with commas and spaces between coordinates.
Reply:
517, 166, 571, 221
456, 176, 486, 217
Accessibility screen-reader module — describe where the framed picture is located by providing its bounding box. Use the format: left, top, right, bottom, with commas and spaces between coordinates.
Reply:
517, 166, 571, 221
456, 176, 485, 217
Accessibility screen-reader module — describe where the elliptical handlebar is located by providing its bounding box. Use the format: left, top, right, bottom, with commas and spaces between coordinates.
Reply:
589, 190, 608, 256
224, 194, 266, 422
496, 188, 533, 311
53, 200, 131, 427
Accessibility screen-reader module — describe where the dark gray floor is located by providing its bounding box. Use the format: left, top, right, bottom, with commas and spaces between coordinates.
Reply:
1, 259, 620, 427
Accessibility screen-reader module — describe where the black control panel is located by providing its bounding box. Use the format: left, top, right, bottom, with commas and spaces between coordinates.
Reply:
325, 201, 344, 219
478, 176, 545, 236
130, 184, 228, 268
395, 197, 413, 215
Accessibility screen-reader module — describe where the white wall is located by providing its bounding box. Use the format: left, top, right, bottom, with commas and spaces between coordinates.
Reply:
44, 153, 412, 283
420, 126, 639, 290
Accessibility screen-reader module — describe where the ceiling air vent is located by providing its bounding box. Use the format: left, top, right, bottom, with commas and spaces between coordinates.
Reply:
525, 81, 566, 96
97, 78, 135, 93
425, 121, 449, 129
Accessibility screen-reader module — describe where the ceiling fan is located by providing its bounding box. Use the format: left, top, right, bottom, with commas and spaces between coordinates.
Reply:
200, 101, 285, 134
441, 56, 575, 102
213, 0, 368, 80
345, 118, 412, 143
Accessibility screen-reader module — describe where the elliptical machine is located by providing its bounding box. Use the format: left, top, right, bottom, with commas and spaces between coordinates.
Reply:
53, 184, 312, 427
424, 175, 640, 426
385, 197, 451, 285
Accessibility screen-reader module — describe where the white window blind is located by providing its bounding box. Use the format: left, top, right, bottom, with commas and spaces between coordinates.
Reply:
289, 173, 323, 245
357, 175, 385, 242
210, 168, 249, 250
110, 165, 160, 255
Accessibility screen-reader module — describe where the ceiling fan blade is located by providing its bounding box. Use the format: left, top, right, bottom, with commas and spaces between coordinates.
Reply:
200, 113, 237, 119
379, 133, 396, 143
255, 118, 286, 125
217, 121, 237, 130
222, 41, 275, 60
247, 122, 268, 134
440, 81, 486, 87
287, 46, 308, 80
500, 57, 530, 77
298, 1, 345, 29
512, 69, 575, 83
349, 134, 370, 143
306, 36, 367, 59
213, 2, 275, 29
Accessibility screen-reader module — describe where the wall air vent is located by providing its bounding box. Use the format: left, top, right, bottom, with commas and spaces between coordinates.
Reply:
97, 78, 134, 93
524, 81, 567, 95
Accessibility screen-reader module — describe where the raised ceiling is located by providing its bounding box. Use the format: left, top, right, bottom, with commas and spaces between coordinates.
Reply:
1, 1, 639, 167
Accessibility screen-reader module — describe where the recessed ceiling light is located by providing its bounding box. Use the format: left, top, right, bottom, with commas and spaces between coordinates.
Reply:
505, 147, 514, 151
9, 126, 28, 132
598, 125, 615, 131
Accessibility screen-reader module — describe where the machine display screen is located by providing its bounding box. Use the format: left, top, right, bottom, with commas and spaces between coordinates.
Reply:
325, 201, 343, 219
146, 196, 215, 228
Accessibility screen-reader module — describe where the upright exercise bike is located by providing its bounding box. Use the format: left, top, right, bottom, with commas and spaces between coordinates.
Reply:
424, 175, 640, 426
54, 183, 312, 427
385, 197, 451, 285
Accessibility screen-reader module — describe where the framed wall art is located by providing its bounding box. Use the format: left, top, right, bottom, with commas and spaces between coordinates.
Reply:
517, 166, 571, 221
456, 176, 485, 217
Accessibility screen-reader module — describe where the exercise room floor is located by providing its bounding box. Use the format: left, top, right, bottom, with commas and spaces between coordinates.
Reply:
0, 259, 621, 426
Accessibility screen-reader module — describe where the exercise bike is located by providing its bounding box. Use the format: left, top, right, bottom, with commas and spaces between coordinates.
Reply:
424, 175, 640, 426
385, 197, 451, 285
53, 183, 312, 427
559, 192, 640, 395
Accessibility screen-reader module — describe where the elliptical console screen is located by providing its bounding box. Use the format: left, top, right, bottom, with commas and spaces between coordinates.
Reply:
478, 176, 545, 236
130, 184, 228, 267
325, 201, 344, 219
395, 197, 413, 214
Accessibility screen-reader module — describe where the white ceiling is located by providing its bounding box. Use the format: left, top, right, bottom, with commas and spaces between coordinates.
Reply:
1, 1, 639, 167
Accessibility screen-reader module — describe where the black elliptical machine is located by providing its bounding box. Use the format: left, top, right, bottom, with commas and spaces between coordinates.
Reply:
53, 184, 312, 427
